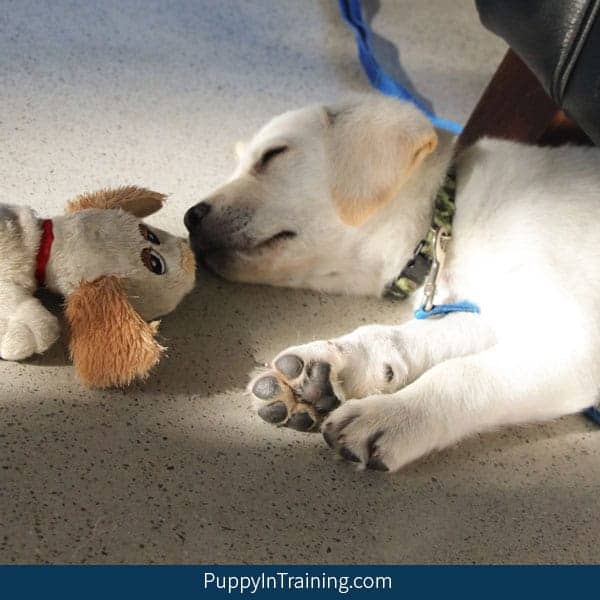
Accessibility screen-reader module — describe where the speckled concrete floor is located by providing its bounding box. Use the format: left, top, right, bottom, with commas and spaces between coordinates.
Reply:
1, 0, 599, 565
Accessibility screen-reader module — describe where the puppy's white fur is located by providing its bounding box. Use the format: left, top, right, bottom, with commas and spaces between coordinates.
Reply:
206, 96, 600, 471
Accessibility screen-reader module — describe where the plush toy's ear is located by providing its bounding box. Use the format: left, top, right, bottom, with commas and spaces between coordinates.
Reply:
65, 276, 164, 388
325, 99, 438, 226
66, 186, 166, 218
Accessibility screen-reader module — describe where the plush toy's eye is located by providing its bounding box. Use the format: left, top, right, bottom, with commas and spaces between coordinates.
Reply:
146, 230, 160, 244
139, 224, 160, 245
141, 248, 167, 275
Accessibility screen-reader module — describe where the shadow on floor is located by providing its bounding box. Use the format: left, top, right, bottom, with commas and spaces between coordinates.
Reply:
21, 272, 260, 396
0, 369, 597, 564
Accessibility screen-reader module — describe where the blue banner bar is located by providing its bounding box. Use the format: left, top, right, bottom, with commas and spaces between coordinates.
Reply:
1, 565, 598, 599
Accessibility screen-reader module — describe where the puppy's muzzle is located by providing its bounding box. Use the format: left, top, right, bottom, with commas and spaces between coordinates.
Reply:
184, 201, 255, 257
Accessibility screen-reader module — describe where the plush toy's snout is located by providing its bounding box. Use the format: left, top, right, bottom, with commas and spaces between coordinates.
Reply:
122, 222, 197, 322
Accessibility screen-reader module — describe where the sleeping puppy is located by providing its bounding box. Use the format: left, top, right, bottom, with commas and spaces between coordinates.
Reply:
185, 95, 600, 472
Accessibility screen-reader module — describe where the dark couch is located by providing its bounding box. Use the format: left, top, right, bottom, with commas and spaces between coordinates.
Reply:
475, 0, 600, 145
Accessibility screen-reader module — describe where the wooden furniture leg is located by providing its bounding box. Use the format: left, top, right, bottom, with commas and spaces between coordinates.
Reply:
457, 49, 592, 151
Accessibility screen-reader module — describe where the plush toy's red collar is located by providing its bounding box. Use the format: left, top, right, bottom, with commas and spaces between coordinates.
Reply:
35, 219, 54, 287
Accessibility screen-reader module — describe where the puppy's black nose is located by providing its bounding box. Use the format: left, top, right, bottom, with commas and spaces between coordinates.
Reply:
184, 202, 211, 231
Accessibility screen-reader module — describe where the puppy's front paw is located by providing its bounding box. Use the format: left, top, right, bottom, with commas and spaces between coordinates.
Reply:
249, 341, 346, 432
322, 396, 439, 472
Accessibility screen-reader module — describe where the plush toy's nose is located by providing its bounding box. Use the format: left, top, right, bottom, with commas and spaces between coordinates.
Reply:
184, 202, 211, 232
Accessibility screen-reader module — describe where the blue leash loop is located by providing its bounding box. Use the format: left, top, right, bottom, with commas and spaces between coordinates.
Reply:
414, 300, 480, 320
338, 0, 463, 135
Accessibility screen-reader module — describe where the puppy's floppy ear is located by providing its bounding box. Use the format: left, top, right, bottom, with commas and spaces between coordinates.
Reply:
65, 276, 164, 388
324, 98, 438, 226
66, 186, 166, 218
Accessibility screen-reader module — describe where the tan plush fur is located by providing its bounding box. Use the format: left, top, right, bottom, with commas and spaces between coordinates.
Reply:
66, 186, 166, 218
66, 276, 164, 388
180, 243, 196, 275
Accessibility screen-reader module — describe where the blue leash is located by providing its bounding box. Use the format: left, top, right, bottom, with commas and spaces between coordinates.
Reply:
338, 0, 463, 135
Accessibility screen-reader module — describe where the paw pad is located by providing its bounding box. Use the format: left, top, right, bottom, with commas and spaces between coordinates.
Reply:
252, 375, 280, 400
274, 354, 303, 379
257, 401, 288, 424
287, 412, 315, 432
251, 354, 341, 432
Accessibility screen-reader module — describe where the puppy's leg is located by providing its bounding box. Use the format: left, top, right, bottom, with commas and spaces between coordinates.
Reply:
323, 343, 594, 472
250, 313, 494, 431
0, 282, 60, 360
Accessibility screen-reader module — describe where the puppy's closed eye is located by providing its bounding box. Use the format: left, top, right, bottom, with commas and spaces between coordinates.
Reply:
255, 145, 288, 173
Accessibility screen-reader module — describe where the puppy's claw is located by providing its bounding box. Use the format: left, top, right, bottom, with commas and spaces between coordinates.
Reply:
366, 455, 389, 471
339, 446, 360, 463
322, 430, 336, 448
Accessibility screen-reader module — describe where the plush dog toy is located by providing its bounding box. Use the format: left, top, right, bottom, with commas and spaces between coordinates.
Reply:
0, 186, 196, 387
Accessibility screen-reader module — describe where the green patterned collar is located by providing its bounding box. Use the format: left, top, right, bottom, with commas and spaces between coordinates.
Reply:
385, 167, 456, 300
